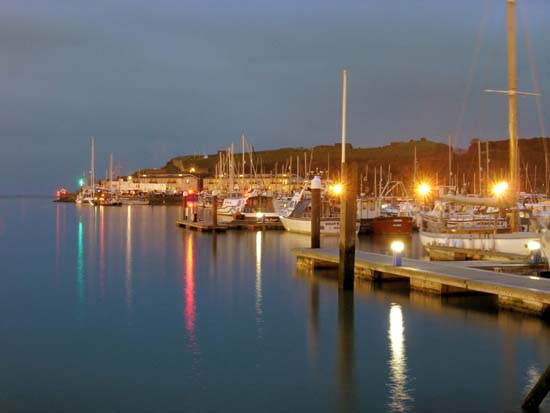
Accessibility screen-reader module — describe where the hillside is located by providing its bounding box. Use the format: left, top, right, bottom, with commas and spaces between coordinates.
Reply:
154, 137, 550, 194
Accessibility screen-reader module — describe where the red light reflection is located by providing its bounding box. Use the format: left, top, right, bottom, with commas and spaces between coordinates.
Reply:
185, 234, 195, 333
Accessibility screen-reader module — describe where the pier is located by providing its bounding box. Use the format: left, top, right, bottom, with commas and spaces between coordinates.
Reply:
176, 219, 283, 232
293, 247, 550, 317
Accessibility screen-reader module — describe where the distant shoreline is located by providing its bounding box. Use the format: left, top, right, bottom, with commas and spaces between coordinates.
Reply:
0, 195, 52, 199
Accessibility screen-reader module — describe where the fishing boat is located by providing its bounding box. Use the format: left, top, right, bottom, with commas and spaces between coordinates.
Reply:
280, 199, 339, 235
280, 198, 360, 235
218, 190, 282, 222
357, 181, 414, 235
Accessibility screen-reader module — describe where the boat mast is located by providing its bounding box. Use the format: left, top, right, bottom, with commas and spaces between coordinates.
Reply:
507, 0, 519, 198
448, 135, 452, 188
485, 141, 491, 196
413, 145, 417, 191
478, 139, 482, 195
242, 132, 246, 191
91, 136, 95, 197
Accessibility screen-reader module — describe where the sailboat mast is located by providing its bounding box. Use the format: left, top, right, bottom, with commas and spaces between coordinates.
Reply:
91, 136, 95, 195
448, 135, 452, 187
478, 139, 482, 195
110, 152, 113, 192
508, 0, 519, 196
242, 132, 245, 190
341, 69, 348, 164
485, 141, 491, 196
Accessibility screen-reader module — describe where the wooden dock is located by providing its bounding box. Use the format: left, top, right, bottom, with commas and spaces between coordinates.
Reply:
176, 220, 228, 232
176, 219, 283, 232
424, 244, 529, 261
226, 221, 284, 231
293, 247, 550, 317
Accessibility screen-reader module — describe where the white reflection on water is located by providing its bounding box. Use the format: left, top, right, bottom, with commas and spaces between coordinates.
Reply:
525, 365, 541, 393
388, 303, 413, 412
523, 364, 550, 407
255, 231, 263, 337
125, 206, 133, 320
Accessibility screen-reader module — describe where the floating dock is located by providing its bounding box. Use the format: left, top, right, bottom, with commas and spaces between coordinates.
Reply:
176, 220, 228, 232
176, 219, 283, 232
293, 247, 550, 317
424, 244, 529, 261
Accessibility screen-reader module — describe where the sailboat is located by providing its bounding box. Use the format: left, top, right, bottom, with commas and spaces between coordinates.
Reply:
419, 0, 541, 256
75, 136, 97, 205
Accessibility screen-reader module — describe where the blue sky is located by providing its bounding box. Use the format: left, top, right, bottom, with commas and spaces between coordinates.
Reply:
1, 0, 550, 194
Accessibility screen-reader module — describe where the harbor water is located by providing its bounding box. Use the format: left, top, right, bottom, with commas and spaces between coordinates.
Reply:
1, 198, 550, 412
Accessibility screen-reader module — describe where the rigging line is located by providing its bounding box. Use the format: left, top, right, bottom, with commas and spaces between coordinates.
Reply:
519, 1, 546, 138
452, 0, 490, 148
520, 0, 547, 194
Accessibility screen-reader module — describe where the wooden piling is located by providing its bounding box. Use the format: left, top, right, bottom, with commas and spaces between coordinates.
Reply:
338, 162, 357, 290
182, 194, 188, 220
522, 364, 550, 410
212, 195, 218, 227
311, 176, 321, 249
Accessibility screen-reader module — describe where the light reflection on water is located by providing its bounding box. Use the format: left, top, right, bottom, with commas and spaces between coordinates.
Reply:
4, 200, 550, 412
77, 216, 84, 309
255, 231, 264, 337
125, 205, 133, 320
387, 303, 413, 412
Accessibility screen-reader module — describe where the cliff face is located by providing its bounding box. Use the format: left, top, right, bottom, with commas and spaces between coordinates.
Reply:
160, 137, 550, 193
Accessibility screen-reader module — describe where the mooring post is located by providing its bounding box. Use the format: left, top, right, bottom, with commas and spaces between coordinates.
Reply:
338, 162, 357, 290
337, 68, 356, 290
311, 176, 322, 249
522, 364, 550, 410
182, 191, 188, 220
212, 194, 218, 227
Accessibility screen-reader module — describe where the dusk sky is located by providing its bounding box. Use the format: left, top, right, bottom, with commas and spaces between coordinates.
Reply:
1, 0, 550, 195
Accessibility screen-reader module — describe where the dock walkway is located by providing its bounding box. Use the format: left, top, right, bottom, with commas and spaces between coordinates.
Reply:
293, 247, 550, 316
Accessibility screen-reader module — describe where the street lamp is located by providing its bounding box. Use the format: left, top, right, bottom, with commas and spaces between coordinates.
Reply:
527, 240, 542, 265
391, 240, 404, 267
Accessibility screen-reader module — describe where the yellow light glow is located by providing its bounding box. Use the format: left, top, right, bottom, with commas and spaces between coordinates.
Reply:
492, 181, 509, 197
256, 212, 264, 219
190, 167, 196, 173
128, 176, 132, 180
527, 240, 541, 251
417, 183, 430, 197
332, 183, 343, 195
391, 240, 405, 253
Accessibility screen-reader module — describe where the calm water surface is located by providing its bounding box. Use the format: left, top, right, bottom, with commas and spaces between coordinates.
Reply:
1, 198, 550, 412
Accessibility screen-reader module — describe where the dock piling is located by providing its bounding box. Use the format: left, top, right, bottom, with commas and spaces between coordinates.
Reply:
311, 176, 321, 249
338, 162, 357, 290
182, 192, 188, 220
212, 194, 218, 227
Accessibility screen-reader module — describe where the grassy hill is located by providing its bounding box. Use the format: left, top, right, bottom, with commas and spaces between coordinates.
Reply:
156, 137, 550, 194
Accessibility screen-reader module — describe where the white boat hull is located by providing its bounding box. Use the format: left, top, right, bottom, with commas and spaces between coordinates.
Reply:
419, 230, 540, 256
280, 216, 359, 235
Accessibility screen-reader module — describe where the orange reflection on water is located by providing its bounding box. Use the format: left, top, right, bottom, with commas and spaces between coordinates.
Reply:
125, 206, 133, 319
99, 207, 105, 298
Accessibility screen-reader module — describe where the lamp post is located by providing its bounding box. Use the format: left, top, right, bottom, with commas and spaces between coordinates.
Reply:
528, 240, 542, 265
391, 241, 404, 267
